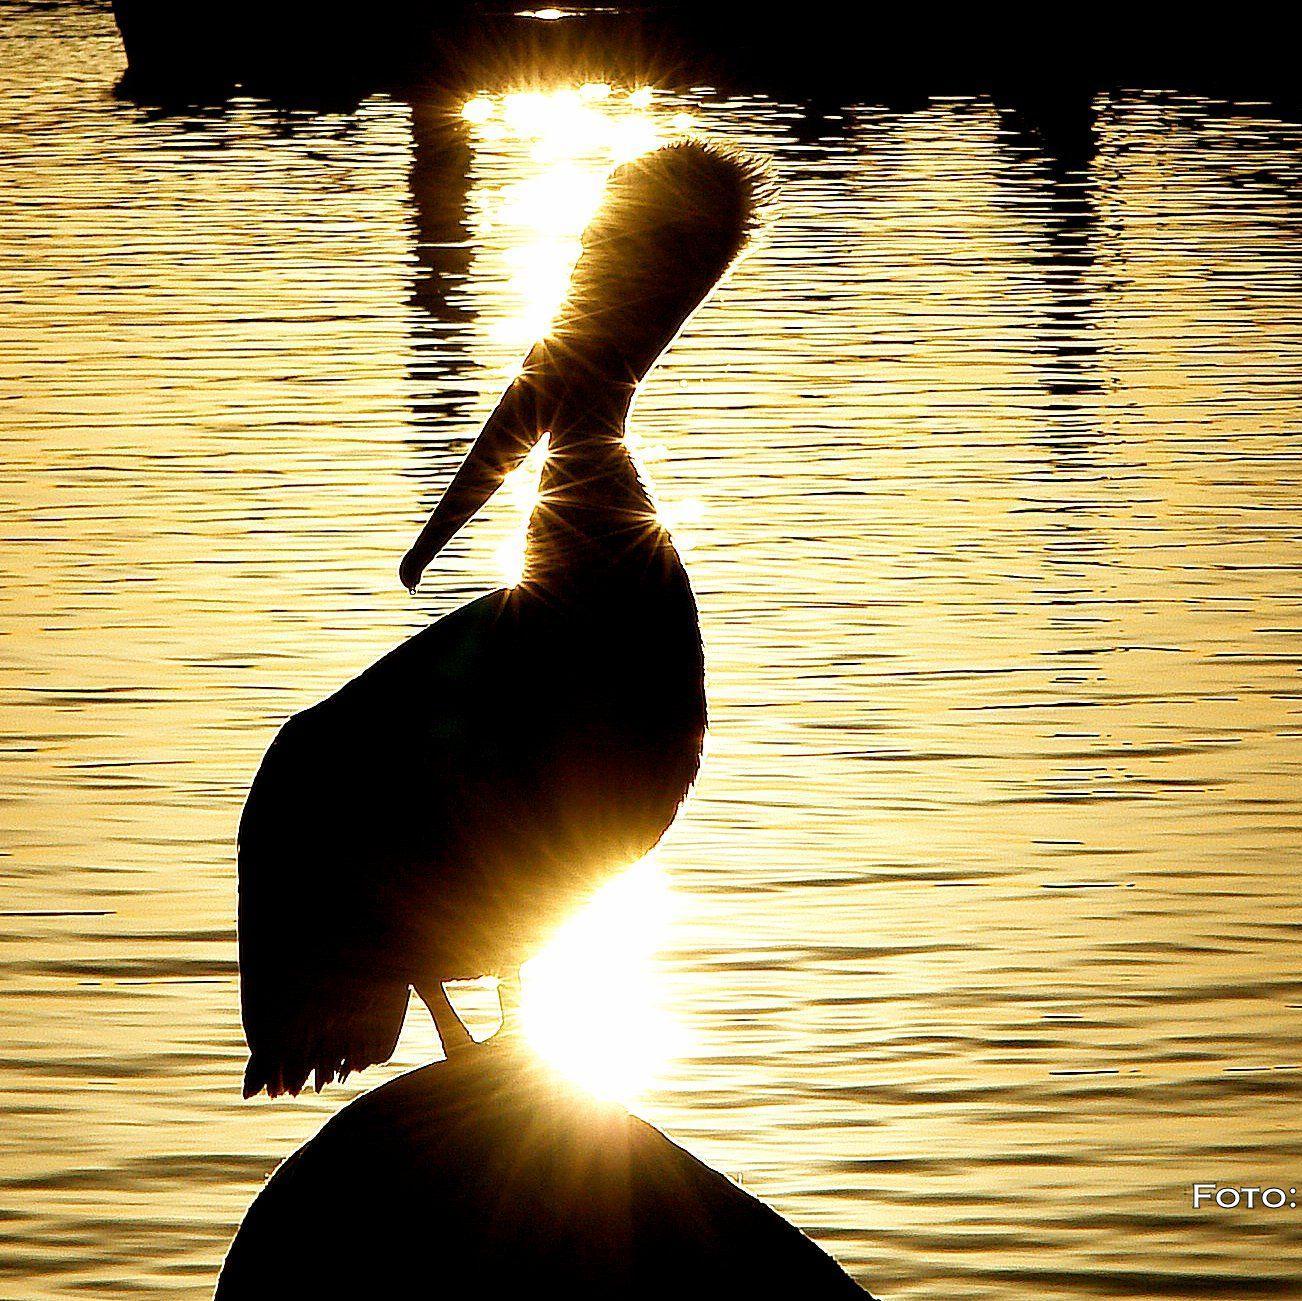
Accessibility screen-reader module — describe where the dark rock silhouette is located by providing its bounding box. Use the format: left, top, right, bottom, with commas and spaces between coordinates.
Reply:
216, 1036, 873, 1298
238, 144, 767, 1098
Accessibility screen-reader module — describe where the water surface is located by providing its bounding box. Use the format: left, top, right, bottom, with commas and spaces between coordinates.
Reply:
2, 6, 1301, 1298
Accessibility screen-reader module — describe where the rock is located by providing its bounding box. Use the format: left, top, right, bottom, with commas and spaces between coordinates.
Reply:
217, 1036, 872, 1299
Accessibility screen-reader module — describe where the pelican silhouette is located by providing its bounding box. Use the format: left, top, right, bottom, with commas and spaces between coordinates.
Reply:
238, 141, 768, 1097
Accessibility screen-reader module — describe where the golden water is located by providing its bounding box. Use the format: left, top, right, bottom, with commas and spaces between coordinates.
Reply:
2, 7, 1301, 1297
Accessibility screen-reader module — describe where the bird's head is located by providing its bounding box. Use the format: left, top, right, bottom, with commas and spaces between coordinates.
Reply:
400, 140, 771, 591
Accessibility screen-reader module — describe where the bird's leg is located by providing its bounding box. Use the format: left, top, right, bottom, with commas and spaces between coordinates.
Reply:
415, 979, 473, 1057
496, 970, 523, 1039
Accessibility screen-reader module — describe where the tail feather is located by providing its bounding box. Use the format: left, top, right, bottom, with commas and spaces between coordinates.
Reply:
242, 975, 408, 1099
237, 706, 412, 1099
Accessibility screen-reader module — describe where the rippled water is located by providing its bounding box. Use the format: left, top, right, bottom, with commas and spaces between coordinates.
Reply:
3, 6, 1302, 1298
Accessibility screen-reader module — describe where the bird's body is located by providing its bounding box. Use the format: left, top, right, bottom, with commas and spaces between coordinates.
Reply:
238, 460, 705, 1095
238, 142, 765, 1098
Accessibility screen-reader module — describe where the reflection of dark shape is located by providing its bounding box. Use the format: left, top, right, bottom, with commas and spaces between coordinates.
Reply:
238, 145, 767, 1098
404, 99, 476, 434
997, 93, 1095, 190
997, 94, 1102, 407
216, 1038, 872, 1297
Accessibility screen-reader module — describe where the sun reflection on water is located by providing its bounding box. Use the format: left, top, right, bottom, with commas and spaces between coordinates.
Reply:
460, 85, 695, 1099
520, 859, 682, 1102
466, 82, 708, 585
462, 84, 667, 349
494, 434, 549, 586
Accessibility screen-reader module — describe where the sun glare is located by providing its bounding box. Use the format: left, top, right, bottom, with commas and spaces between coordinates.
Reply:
463, 88, 690, 1096
495, 434, 549, 586
520, 859, 682, 1102
461, 84, 671, 349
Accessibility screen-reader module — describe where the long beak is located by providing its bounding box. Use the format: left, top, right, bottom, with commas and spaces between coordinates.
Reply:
399, 350, 549, 591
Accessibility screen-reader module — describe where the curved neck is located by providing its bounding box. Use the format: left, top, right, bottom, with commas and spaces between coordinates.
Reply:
522, 388, 670, 594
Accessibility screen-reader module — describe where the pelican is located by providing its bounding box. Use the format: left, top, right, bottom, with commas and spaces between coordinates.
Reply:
238, 141, 768, 1097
